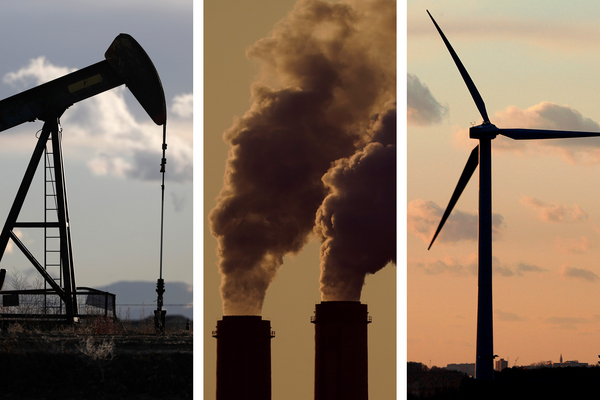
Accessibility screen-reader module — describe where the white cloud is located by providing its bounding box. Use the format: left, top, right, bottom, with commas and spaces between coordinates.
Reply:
407, 73, 447, 126
408, 198, 505, 245
453, 102, 600, 164
555, 236, 591, 254
520, 195, 588, 223
492, 257, 548, 277
558, 264, 599, 282
410, 253, 547, 279
87, 153, 132, 178
5, 228, 24, 255
3, 56, 73, 88
545, 316, 592, 330
171, 93, 193, 118
2, 57, 193, 183
495, 309, 525, 322
516, 262, 547, 274
409, 255, 476, 277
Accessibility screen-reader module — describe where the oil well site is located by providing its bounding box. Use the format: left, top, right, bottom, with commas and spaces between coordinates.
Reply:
0, 31, 192, 399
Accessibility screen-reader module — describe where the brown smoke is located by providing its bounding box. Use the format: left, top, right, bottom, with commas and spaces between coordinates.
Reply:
209, 0, 396, 315
315, 106, 396, 301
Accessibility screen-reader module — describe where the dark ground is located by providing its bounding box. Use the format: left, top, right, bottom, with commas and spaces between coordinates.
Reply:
408, 362, 600, 399
0, 327, 193, 400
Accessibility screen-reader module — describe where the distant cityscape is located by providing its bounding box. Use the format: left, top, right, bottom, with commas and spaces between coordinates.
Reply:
444, 355, 592, 377
408, 357, 600, 398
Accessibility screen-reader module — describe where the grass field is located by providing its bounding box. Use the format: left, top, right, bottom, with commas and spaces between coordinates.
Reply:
0, 319, 193, 399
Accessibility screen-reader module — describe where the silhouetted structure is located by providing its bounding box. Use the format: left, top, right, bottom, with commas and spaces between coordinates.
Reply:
495, 358, 508, 372
426, 11, 600, 381
408, 362, 600, 399
213, 316, 274, 400
312, 301, 371, 400
0, 34, 166, 325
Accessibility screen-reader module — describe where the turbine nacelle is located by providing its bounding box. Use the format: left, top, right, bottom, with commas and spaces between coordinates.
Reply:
470, 123, 498, 139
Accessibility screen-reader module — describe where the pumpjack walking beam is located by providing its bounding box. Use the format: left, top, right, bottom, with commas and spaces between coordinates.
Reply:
0, 34, 166, 132
0, 34, 166, 322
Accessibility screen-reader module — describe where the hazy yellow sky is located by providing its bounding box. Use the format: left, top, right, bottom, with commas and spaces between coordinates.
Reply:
204, 1, 396, 399
409, 0, 600, 368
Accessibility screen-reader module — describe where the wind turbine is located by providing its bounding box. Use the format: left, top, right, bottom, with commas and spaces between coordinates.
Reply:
426, 11, 600, 381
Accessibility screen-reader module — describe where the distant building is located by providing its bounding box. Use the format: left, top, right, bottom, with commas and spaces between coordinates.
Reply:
495, 358, 508, 372
553, 360, 588, 368
446, 363, 475, 377
553, 353, 588, 368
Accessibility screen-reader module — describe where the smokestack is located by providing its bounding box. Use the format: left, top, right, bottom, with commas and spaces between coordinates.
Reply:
312, 301, 371, 400
213, 316, 275, 400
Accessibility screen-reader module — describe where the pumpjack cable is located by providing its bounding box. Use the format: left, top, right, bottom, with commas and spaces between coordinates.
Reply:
159, 122, 167, 282
154, 121, 167, 332
157, 121, 167, 316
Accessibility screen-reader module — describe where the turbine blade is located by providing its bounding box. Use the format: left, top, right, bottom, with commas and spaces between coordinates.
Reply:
428, 145, 479, 250
498, 128, 600, 140
427, 10, 490, 124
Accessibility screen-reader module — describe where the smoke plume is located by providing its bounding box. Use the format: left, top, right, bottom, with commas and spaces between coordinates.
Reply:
315, 106, 396, 301
209, 0, 395, 315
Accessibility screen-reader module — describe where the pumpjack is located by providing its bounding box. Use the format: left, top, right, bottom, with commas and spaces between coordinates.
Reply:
0, 34, 167, 325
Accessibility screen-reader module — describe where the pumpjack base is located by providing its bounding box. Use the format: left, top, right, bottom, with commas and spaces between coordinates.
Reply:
0, 287, 117, 330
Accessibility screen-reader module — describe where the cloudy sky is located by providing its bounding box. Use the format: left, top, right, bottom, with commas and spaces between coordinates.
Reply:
0, 1, 192, 317
408, 0, 600, 368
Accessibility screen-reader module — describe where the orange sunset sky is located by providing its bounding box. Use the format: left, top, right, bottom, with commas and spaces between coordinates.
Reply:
408, 0, 600, 369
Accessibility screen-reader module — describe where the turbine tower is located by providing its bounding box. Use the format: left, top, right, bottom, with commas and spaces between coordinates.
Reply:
426, 11, 600, 381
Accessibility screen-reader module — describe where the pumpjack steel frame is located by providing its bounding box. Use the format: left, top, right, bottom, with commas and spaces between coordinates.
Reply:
0, 34, 166, 324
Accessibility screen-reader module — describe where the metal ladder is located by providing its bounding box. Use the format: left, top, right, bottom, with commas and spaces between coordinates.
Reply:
44, 136, 62, 314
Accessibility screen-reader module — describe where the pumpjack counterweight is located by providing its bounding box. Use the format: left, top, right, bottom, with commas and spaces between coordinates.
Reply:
0, 34, 166, 324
